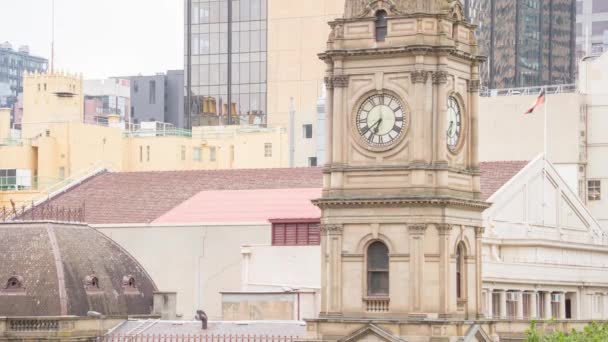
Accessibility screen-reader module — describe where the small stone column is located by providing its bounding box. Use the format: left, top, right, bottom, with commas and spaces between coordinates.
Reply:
331, 74, 348, 165
486, 289, 493, 318
544, 292, 552, 319
409, 224, 427, 313
433, 69, 448, 164
498, 290, 507, 319
320, 224, 343, 315
516, 291, 524, 320
559, 292, 567, 319
475, 226, 484, 317
530, 291, 538, 319
437, 223, 452, 316
323, 73, 334, 167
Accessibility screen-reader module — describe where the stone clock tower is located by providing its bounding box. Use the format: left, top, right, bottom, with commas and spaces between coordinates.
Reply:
307, 0, 495, 341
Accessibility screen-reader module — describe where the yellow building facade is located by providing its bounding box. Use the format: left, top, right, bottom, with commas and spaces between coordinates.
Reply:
0, 73, 289, 208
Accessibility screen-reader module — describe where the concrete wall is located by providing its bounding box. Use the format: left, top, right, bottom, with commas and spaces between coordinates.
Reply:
21, 72, 84, 139
242, 245, 320, 291
267, 0, 344, 167
129, 75, 166, 124
478, 93, 581, 165
580, 53, 608, 227
96, 223, 271, 320
222, 292, 317, 321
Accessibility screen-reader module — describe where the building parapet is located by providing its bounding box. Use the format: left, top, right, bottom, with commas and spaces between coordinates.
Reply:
480, 84, 577, 97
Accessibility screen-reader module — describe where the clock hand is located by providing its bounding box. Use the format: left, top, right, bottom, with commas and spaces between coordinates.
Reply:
447, 121, 454, 137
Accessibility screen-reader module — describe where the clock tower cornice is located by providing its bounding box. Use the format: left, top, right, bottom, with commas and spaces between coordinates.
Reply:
318, 46, 484, 64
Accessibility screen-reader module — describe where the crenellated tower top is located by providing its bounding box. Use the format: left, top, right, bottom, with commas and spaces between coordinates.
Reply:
343, 0, 464, 19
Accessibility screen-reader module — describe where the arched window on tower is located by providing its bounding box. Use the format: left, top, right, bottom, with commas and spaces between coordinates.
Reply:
456, 242, 466, 300
375, 10, 388, 42
367, 241, 389, 296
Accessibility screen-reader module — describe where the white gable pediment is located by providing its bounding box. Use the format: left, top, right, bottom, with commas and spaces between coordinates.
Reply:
339, 324, 406, 342
484, 155, 605, 245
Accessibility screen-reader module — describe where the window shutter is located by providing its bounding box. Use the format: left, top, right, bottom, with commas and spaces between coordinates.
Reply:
272, 224, 286, 245
309, 224, 320, 245
285, 223, 297, 245
296, 223, 309, 245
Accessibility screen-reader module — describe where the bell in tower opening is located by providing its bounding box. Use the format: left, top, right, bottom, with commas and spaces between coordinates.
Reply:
306, 0, 495, 340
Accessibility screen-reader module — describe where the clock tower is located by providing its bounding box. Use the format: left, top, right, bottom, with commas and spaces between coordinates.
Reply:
308, 0, 494, 340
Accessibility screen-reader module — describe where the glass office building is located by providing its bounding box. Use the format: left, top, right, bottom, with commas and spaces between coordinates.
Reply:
186, 0, 267, 127
469, 0, 576, 89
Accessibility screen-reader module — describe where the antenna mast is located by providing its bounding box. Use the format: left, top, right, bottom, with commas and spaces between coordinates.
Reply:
51, 0, 55, 73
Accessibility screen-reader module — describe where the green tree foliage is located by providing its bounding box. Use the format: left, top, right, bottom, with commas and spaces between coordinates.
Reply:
525, 321, 608, 341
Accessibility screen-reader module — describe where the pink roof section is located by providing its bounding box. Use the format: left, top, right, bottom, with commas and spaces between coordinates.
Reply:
153, 188, 322, 224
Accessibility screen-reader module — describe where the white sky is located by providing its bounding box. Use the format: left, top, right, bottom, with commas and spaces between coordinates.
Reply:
0, 0, 184, 79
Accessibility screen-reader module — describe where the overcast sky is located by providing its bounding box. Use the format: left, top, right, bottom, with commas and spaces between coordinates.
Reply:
0, 0, 184, 79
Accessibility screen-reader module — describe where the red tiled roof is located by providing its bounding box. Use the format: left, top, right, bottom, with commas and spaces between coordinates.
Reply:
153, 188, 321, 224
40, 161, 527, 224
42, 168, 323, 224
479, 161, 529, 200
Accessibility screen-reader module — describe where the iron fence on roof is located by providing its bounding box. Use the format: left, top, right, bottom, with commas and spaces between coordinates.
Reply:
0, 201, 85, 223
99, 334, 302, 342
480, 84, 576, 97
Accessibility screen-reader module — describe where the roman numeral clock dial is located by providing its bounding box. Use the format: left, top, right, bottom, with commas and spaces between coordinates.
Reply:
446, 96, 462, 152
356, 94, 406, 148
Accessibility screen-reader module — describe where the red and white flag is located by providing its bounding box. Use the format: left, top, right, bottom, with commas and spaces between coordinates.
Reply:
524, 89, 546, 115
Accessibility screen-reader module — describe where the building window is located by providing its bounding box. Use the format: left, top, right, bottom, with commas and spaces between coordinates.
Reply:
193, 147, 202, 162
181, 145, 186, 161
588, 180, 601, 201
133, 80, 139, 93
506, 291, 518, 319
271, 221, 320, 246
537, 292, 545, 318
523, 292, 531, 319
58, 167, 65, 180
5, 276, 23, 290
302, 124, 313, 139
84, 275, 100, 291
551, 293, 561, 318
375, 10, 388, 42
492, 292, 500, 318
308, 157, 317, 167
139, 146, 143, 162
456, 242, 466, 300
367, 241, 389, 296
149, 80, 156, 104
146, 145, 151, 162
210, 146, 217, 161
264, 143, 272, 157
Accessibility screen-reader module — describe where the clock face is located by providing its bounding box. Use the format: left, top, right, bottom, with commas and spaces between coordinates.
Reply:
446, 96, 462, 151
356, 94, 406, 148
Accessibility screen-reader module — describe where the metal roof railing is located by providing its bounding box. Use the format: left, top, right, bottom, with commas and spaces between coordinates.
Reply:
480, 84, 577, 97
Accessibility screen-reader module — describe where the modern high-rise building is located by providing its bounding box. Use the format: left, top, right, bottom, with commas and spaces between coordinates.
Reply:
184, 0, 344, 167
186, 0, 268, 127
469, 0, 576, 89
576, 0, 608, 57
0, 42, 48, 98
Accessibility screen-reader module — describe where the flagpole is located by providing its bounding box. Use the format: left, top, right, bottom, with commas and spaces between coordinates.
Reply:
542, 86, 547, 226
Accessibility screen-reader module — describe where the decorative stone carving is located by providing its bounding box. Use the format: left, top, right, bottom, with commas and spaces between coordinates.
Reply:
474, 226, 485, 237
433, 71, 448, 84
468, 80, 480, 93
408, 224, 428, 235
320, 224, 344, 234
344, 0, 453, 18
411, 70, 429, 84
332, 75, 349, 88
436, 223, 453, 235
324, 76, 334, 90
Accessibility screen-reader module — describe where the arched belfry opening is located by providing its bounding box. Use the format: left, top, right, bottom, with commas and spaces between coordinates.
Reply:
367, 241, 389, 296
456, 242, 466, 301
375, 10, 388, 42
